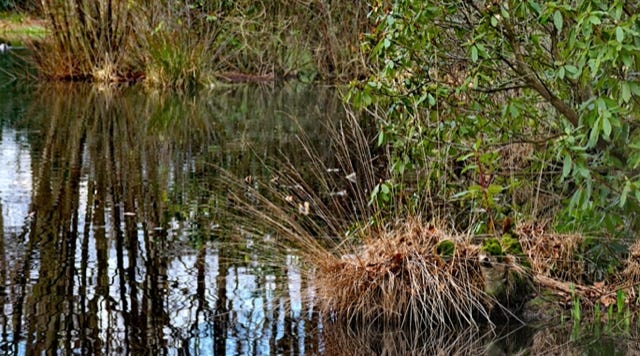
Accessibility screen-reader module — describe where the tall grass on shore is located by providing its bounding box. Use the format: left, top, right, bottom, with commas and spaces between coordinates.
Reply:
35, 0, 132, 81
132, 1, 222, 89
27, 1, 370, 85
31, 0, 221, 87
222, 113, 514, 329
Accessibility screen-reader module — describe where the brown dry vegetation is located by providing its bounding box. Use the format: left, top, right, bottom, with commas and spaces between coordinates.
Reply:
221, 105, 640, 329
518, 223, 584, 282
517, 222, 640, 314
314, 218, 491, 327
223, 115, 534, 329
623, 241, 640, 284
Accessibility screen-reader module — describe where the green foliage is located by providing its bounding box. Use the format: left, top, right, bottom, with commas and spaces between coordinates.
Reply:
570, 284, 582, 340
350, 0, 640, 236
570, 285, 581, 324
370, 181, 393, 206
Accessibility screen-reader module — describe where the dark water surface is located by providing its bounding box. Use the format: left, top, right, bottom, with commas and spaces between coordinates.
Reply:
0, 80, 632, 355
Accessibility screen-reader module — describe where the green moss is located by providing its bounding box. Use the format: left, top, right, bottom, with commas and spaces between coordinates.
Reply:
500, 233, 523, 255
482, 238, 504, 256
482, 234, 526, 256
436, 239, 455, 258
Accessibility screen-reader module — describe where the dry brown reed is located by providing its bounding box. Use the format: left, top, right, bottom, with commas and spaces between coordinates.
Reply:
623, 240, 640, 284
517, 222, 584, 282
516, 222, 640, 312
223, 114, 510, 330
34, 0, 132, 81
314, 218, 492, 328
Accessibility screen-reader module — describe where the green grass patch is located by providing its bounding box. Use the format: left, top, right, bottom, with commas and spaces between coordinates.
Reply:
0, 11, 46, 43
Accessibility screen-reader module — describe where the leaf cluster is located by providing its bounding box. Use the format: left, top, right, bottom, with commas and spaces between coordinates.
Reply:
350, 0, 640, 236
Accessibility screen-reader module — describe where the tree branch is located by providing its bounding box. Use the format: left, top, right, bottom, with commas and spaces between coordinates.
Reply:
502, 18, 580, 127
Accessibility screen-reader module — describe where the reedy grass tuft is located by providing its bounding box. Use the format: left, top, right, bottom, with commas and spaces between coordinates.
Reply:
33, 0, 131, 81
315, 217, 493, 328
132, 2, 226, 90
222, 113, 525, 330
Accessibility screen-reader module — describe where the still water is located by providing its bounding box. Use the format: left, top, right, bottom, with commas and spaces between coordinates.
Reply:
0, 80, 633, 355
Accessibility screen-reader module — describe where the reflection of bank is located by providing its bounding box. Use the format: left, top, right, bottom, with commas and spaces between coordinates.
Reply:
0, 83, 346, 354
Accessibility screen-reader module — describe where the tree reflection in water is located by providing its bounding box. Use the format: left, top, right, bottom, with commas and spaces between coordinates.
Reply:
0, 83, 341, 354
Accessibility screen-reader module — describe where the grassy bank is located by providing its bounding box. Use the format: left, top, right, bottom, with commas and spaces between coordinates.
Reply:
0, 11, 45, 43
12, 1, 369, 87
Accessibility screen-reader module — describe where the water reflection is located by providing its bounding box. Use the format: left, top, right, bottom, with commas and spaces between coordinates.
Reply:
0, 82, 626, 355
0, 83, 340, 355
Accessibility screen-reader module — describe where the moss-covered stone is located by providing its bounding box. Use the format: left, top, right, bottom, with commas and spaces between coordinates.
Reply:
482, 238, 504, 256
501, 233, 523, 255
521, 293, 564, 322
436, 239, 455, 258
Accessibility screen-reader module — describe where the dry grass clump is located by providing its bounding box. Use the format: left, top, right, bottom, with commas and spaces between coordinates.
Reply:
227, 176, 498, 328
623, 240, 640, 284
313, 218, 493, 328
33, 0, 133, 81
517, 222, 584, 282
222, 115, 525, 329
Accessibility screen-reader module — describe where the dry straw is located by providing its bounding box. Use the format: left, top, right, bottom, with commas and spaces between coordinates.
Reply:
313, 218, 492, 328
517, 222, 584, 282
223, 114, 515, 330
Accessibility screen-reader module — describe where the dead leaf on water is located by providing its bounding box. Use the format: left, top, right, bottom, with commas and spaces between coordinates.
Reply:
298, 201, 310, 215
346, 172, 357, 183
